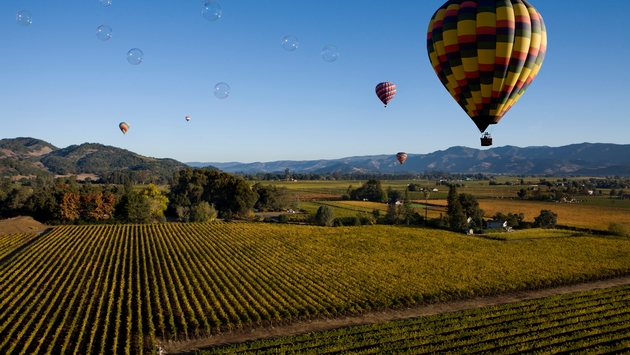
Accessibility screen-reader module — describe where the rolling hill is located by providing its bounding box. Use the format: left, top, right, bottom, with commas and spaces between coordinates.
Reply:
0, 137, 187, 181
190, 143, 630, 175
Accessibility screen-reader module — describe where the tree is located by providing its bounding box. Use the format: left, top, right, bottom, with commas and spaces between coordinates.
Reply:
398, 190, 415, 225
59, 192, 81, 221
350, 180, 387, 202
385, 203, 399, 225
175, 205, 190, 222
422, 190, 430, 224
387, 187, 402, 204
291, 197, 301, 211
446, 185, 468, 231
458, 193, 484, 227
139, 184, 169, 222
190, 201, 217, 222
117, 191, 152, 224
315, 205, 335, 226
534, 210, 558, 229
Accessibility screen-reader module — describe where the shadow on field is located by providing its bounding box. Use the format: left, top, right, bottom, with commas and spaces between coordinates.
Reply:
0, 227, 53, 265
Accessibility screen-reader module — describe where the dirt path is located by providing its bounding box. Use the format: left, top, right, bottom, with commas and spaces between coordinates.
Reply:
163, 276, 630, 354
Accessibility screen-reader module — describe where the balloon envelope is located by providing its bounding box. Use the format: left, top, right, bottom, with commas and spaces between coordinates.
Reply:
396, 152, 407, 164
185, 116, 191, 121
426, 0, 547, 133
375, 82, 396, 107
119, 122, 130, 134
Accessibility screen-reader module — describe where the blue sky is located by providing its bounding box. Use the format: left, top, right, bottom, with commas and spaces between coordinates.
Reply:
1, 0, 629, 163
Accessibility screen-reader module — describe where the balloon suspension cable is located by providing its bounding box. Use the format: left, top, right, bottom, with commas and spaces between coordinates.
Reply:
480, 132, 493, 147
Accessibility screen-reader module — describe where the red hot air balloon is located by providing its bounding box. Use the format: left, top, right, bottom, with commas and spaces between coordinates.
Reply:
396, 152, 408, 164
185, 116, 191, 122
375, 82, 396, 107
119, 122, 130, 134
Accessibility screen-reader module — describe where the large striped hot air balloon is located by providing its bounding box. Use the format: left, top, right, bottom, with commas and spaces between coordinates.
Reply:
375, 82, 396, 107
426, 0, 547, 146
119, 122, 130, 134
185, 116, 191, 122
396, 152, 408, 164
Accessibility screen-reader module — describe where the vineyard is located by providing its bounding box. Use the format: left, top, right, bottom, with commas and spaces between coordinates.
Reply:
198, 284, 630, 354
0, 233, 39, 259
1, 223, 630, 354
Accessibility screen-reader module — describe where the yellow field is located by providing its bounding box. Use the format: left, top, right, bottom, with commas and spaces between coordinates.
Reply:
476, 199, 630, 231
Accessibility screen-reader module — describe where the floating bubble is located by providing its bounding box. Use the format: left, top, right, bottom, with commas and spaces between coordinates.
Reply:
16, 10, 32, 27
127, 48, 143, 65
282, 35, 299, 52
322, 45, 339, 62
202, 1, 222, 22
96, 25, 112, 41
100, 0, 112, 7
214, 82, 230, 99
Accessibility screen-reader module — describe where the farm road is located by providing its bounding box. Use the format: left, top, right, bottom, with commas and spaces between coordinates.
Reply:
163, 276, 630, 354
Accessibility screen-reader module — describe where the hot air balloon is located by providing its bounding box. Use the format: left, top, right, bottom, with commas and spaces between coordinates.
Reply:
185, 116, 191, 122
375, 82, 396, 107
119, 122, 130, 134
396, 152, 408, 165
426, 0, 547, 146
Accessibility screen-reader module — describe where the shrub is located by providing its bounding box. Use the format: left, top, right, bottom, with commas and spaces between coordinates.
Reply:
277, 214, 289, 223
316, 205, 335, 226
608, 222, 630, 237
190, 202, 217, 222
348, 216, 361, 226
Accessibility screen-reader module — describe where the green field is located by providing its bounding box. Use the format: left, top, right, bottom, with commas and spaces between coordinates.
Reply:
198, 285, 630, 354
1, 223, 630, 354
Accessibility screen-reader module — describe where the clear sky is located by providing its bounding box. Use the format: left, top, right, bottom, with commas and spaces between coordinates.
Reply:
1, 1, 629, 163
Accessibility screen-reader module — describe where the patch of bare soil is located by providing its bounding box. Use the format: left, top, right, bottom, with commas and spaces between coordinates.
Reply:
54, 173, 100, 181
163, 276, 630, 354
0, 216, 49, 235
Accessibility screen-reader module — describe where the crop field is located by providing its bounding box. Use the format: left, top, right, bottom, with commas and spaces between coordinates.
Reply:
198, 284, 630, 354
1, 223, 630, 354
476, 199, 630, 231
0, 233, 38, 259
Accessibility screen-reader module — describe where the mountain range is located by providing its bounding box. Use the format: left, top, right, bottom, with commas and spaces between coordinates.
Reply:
189, 143, 630, 176
2, 137, 630, 178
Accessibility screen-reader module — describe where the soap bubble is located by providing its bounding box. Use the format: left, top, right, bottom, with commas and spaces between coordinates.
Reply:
322, 45, 339, 62
214, 82, 230, 99
203, 2, 222, 22
127, 48, 143, 65
96, 25, 112, 41
282, 35, 299, 51
16, 11, 33, 27
99, 0, 112, 7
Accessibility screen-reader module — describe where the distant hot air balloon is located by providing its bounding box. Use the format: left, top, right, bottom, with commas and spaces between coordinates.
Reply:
396, 152, 407, 165
119, 122, 130, 134
375, 82, 396, 107
426, 0, 547, 146
185, 116, 191, 122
